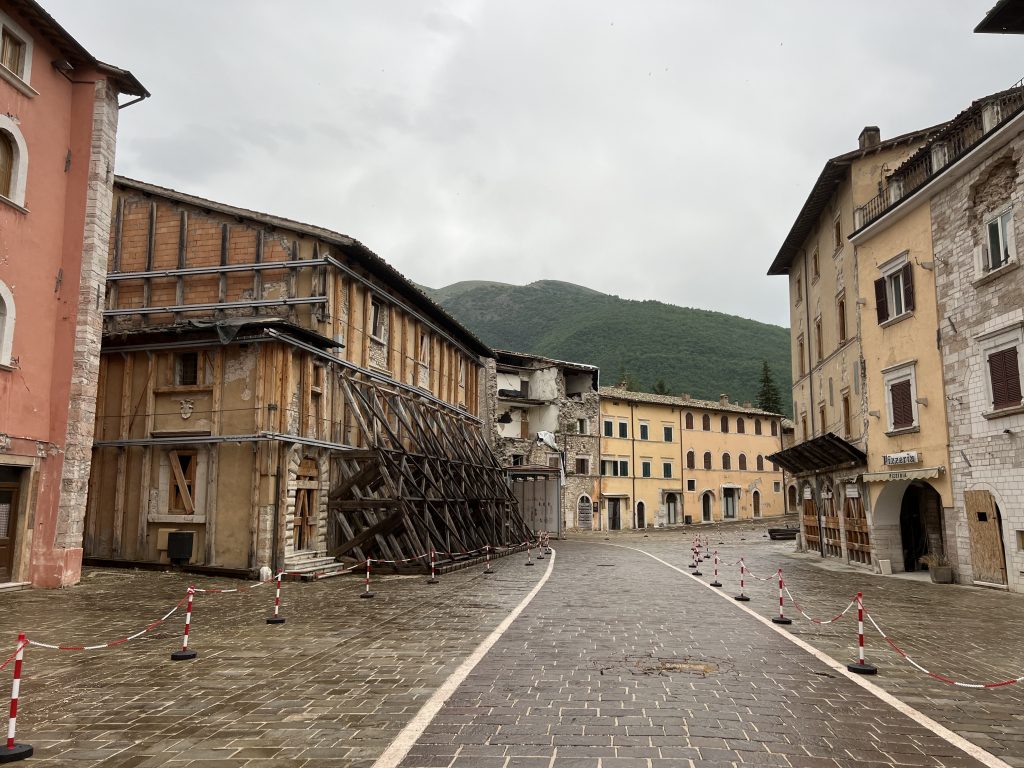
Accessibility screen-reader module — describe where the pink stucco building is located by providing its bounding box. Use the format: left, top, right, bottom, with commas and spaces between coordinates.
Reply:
0, 0, 146, 587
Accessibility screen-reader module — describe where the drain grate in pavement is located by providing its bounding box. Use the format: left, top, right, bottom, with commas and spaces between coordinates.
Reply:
597, 564, 616, 567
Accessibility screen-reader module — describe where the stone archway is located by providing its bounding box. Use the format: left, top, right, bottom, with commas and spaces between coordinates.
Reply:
872, 480, 944, 573
636, 500, 646, 529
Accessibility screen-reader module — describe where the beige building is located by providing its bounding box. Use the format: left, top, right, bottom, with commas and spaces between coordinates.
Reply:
597, 387, 786, 530
769, 125, 943, 568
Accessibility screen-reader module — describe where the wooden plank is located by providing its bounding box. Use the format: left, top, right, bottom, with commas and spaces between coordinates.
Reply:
965, 490, 1007, 584
332, 498, 401, 510
168, 450, 195, 515
330, 510, 404, 557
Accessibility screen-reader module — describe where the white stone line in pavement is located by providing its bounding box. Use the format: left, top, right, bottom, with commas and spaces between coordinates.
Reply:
607, 543, 1012, 768
371, 548, 558, 768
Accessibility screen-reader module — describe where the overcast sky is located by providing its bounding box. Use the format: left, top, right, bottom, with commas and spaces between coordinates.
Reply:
48, 1, 1021, 327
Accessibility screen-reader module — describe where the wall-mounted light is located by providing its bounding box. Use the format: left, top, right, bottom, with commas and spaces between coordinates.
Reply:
868, 410, 880, 418
915, 397, 928, 406
856, 298, 868, 306
919, 261, 935, 270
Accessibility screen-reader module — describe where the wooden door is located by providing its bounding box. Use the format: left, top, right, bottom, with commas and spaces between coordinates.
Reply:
294, 458, 320, 552
965, 490, 1007, 585
0, 483, 20, 582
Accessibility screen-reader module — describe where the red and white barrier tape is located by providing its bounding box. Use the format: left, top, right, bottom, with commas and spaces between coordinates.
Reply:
865, 612, 1024, 688
782, 584, 856, 625
26, 594, 189, 651
0, 640, 27, 673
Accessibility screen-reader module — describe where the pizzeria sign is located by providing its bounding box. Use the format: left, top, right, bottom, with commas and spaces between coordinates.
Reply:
883, 451, 920, 466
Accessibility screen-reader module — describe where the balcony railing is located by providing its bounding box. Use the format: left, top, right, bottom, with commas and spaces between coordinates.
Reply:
854, 86, 1024, 230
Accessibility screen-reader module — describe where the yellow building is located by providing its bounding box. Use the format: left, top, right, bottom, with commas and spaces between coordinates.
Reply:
596, 387, 787, 530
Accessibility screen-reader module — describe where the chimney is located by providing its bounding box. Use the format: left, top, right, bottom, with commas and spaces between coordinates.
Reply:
682, 393, 691, 401
719, 394, 729, 406
858, 126, 881, 150
743, 401, 751, 408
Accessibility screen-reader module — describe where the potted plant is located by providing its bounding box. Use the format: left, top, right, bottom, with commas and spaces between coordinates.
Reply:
919, 552, 953, 584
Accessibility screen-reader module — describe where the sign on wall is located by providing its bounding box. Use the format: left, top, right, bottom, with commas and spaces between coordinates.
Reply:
577, 498, 593, 529
883, 451, 920, 466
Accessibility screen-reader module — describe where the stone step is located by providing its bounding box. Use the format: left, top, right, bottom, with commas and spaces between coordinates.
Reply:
0, 581, 31, 593
283, 559, 355, 581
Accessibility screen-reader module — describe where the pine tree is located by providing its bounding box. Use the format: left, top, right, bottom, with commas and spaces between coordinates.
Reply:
756, 360, 783, 414
652, 378, 672, 395
616, 364, 638, 391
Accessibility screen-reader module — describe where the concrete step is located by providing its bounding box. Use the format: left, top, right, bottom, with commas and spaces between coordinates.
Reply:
284, 559, 354, 581
0, 581, 31, 593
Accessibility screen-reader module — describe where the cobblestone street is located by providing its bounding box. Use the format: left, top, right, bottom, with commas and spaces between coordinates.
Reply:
1, 521, 1023, 767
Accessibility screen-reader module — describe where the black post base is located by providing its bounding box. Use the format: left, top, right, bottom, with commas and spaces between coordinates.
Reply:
483, 567, 494, 574
266, 615, 286, 624
359, 592, 375, 599
847, 662, 878, 675
771, 616, 792, 625
171, 648, 197, 661
710, 580, 722, 588
693, 570, 702, 576
524, 561, 535, 566
544, 549, 553, 554
734, 595, 750, 602
426, 577, 439, 584
536, 554, 544, 560
0, 743, 33, 763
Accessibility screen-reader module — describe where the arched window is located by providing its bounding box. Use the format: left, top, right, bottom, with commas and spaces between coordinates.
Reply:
0, 280, 14, 366
702, 414, 711, 431
703, 451, 712, 470
685, 412, 694, 430
0, 116, 28, 207
720, 415, 729, 433
771, 420, 779, 437
722, 453, 731, 470
754, 418, 762, 435
686, 450, 695, 470
737, 417, 745, 434
752, 490, 761, 518
756, 455, 764, 472
738, 453, 747, 470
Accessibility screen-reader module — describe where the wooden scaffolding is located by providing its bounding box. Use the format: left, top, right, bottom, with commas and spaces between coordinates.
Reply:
329, 371, 531, 570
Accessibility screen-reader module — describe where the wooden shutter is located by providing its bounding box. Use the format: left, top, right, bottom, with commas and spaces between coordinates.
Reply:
902, 263, 915, 312
890, 380, 913, 429
874, 277, 889, 323
0, 135, 11, 199
989, 347, 1022, 410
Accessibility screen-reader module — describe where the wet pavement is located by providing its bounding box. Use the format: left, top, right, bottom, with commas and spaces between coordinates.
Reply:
0, 520, 1022, 767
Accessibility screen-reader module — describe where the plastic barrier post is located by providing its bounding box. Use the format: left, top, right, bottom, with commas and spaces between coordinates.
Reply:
483, 545, 494, 575
266, 572, 286, 624
536, 535, 545, 560
525, 541, 535, 566
688, 543, 697, 570
360, 559, 375, 599
771, 569, 792, 625
427, 548, 439, 584
734, 560, 750, 601
692, 542, 702, 576
1, 634, 32, 763
544, 533, 553, 555
710, 550, 722, 588
847, 592, 877, 674
171, 586, 198, 660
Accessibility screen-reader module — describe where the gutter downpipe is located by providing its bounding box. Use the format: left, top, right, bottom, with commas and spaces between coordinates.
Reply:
679, 409, 685, 525
630, 403, 637, 530
801, 247, 825, 558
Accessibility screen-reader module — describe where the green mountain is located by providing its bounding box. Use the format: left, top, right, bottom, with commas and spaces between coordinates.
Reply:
422, 280, 792, 415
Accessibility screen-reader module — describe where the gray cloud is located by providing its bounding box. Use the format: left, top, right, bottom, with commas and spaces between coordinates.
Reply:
48, 0, 1019, 326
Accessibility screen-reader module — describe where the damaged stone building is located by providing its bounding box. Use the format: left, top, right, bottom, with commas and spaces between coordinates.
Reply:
85, 178, 529, 577
484, 351, 600, 535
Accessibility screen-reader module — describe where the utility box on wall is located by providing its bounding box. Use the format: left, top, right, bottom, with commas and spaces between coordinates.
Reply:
166, 531, 194, 566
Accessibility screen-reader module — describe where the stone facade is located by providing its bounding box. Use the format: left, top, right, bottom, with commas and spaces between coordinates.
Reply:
933, 127, 1024, 591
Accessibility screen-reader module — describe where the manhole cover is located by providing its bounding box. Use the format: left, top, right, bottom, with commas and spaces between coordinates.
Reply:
597, 564, 616, 567
592, 655, 725, 677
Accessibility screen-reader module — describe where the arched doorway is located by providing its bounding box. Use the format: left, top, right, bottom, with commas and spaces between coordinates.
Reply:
636, 501, 646, 529
701, 491, 713, 522
577, 494, 593, 530
900, 485, 927, 571
873, 480, 944, 573
608, 499, 621, 531
752, 490, 761, 518
665, 493, 678, 525
788, 485, 798, 511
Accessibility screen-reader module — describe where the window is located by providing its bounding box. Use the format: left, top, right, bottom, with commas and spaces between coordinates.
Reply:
0, 116, 27, 207
812, 250, 819, 281
701, 414, 710, 431
512, 454, 524, 466
818, 404, 826, 435
603, 419, 613, 437
602, 458, 629, 477
837, 294, 847, 344
874, 256, 914, 324
176, 352, 199, 386
663, 425, 673, 442
576, 418, 589, 435
774, 481, 782, 492
0, 132, 11, 199
720, 415, 729, 433
883, 362, 918, 432
738, 454, 747, 471
662, 462, 672, 478
685, 412, 694, 430
619, 459, 629, 476
575, 457, 590, 475
722, 453, 731, 470
771, 420, 778, 437
982, 209, 1015, 273
703, 451, 712, 470
842, 393, 852, 438
772, 460, 780, 472
641, 460, 652, 478
754, 418, 762, 435
639, 422, 649, 440
756, 455, 764, 472
798, 335, 806, 376
795, 274, 803, 304
169, 450, 198, 514
370, 297, 386, 339
801, 414, 808, 441
985, 335, 1023, 413
833, 216, 842, 252
687, 479, 696, 492
1, 28, 25, 79
618, 420, 628, 439
736, 417, 745, 434
686, 450, 695, 470
815, 317, 823, 361
0, 280, 14, 366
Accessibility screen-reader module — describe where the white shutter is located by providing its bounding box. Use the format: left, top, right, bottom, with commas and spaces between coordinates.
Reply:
1007, 212, 1018, 263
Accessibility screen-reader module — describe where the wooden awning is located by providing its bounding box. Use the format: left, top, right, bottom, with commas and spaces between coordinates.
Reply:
861, 466, 944, 483
769, 433, 867, 475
